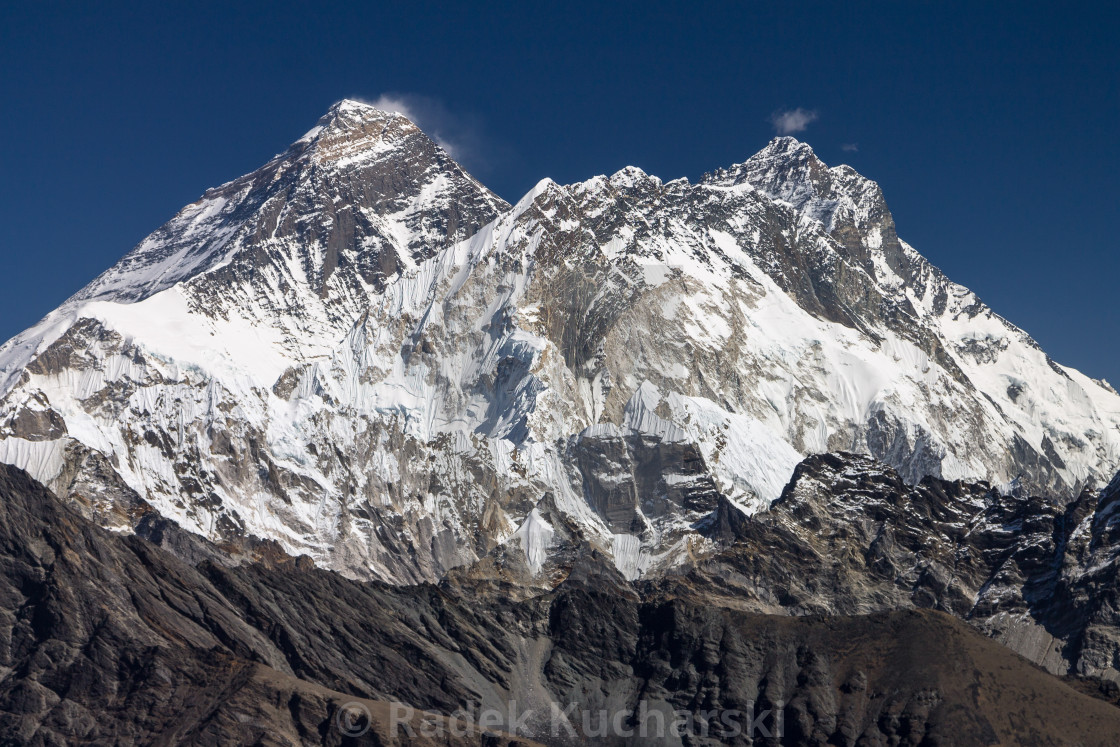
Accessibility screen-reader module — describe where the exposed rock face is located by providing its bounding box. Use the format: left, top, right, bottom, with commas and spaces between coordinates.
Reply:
660, 451, 1120, 684
1, 100, 1119, 588
0, 462, 479, 744
2, 462, 1119, 746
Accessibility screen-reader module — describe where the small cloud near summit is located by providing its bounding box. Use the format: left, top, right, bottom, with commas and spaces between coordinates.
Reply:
841, 143, 859, 152
769, 107, 819, 135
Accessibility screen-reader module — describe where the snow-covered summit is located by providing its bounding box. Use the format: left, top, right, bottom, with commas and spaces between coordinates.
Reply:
330, 97, 392, 116
1, 108, 1118, 585
293, 98, 425, 164
57, 98, 499, 308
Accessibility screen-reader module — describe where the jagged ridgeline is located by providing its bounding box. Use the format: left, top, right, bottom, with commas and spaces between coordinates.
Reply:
1, 98, 1119, 590
4, 99, 1120, 745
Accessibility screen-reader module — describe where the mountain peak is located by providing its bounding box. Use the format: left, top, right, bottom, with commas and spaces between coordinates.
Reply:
743, 136, 828, 179
48, 99, 504, 311
331, 97, 386, 113
290, 100, 424, 164
755, 135, 816, 158
321, 98, 414, 126
701, 136, 825, 192
698, 136, 912, 288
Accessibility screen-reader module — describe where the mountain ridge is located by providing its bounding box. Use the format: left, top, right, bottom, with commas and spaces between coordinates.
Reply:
1, 100, 1118, 590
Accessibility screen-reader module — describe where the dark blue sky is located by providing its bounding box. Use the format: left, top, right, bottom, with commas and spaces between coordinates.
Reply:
2, 2, 1117, 380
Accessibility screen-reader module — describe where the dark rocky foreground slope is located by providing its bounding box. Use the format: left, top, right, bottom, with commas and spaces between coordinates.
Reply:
668, 452, 1120, 684
0, 461, 541, 747
3, 462, 1120, 746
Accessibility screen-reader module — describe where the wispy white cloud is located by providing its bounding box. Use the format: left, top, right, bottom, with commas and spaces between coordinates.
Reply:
841, 142, 859, 152
769, 107, 819, 135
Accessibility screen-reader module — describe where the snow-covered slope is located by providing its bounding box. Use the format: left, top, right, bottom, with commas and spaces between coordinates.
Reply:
1, 102, 1118, 583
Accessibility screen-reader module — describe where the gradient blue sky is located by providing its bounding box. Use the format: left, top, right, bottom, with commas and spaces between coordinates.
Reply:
2, 1, 1117, 380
